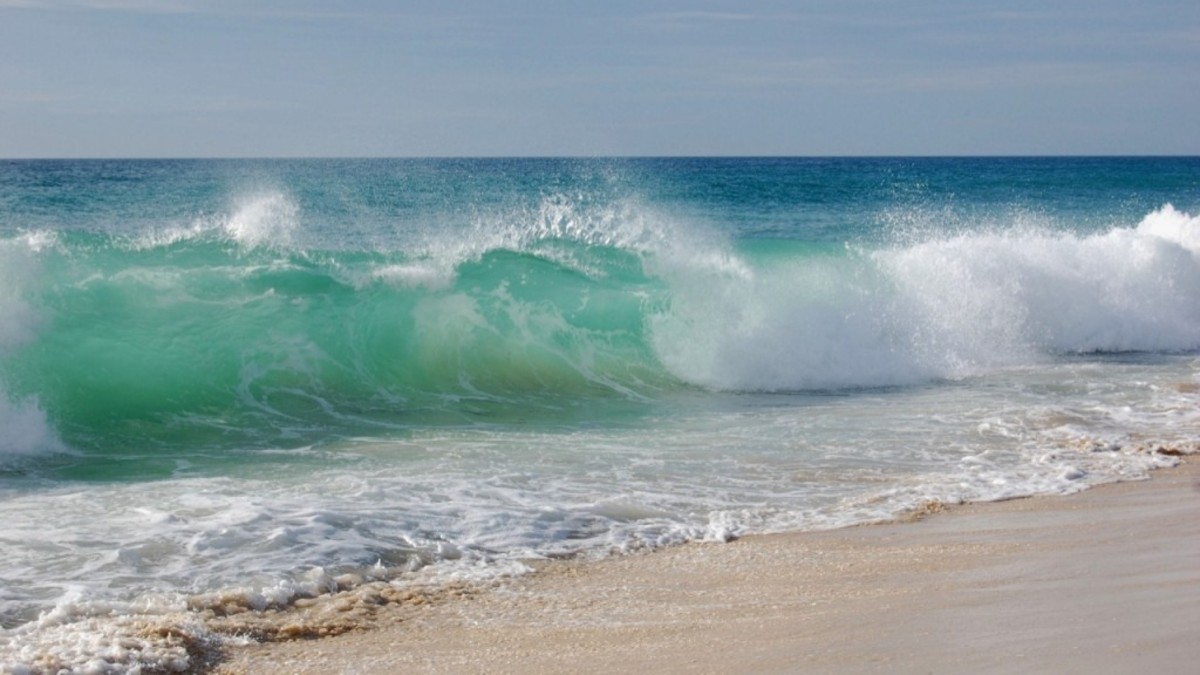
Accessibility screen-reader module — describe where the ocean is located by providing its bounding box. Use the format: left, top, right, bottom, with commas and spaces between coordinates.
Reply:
2, 157, 1198, 672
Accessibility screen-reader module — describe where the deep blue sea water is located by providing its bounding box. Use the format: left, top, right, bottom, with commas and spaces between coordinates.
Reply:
2, 157, 1199, 671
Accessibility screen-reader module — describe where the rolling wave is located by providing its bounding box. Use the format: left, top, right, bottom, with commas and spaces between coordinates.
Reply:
1, 196, 1198, 458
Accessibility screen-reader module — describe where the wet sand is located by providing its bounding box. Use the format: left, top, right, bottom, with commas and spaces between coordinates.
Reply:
214, 458, 1200, 674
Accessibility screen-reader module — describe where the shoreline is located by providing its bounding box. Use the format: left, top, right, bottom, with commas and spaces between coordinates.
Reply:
212, 456, 1200, 674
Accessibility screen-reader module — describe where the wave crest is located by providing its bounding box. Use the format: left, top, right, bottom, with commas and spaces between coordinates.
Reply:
650, 205, 1200, 391
131, 191, 301, 251
3, 200, 1198, 451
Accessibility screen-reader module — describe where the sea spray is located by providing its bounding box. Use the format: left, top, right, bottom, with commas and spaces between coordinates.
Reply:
0, 393, 62, 462
649, 206, 1200, 391
1137, 203, 1200, 253
879, 205, 1200, 362
0, 232, 65, 462
222, 191, 300, 249
0, 232, 50, 355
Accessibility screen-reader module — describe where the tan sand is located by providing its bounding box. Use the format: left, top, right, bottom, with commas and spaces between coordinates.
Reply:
214, 459, 1200, 674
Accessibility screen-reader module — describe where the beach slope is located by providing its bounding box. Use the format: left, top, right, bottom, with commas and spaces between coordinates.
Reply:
216, 459, 1200, 674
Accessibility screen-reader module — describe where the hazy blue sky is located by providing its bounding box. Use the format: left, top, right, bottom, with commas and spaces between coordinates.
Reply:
2, 0, 1197, 157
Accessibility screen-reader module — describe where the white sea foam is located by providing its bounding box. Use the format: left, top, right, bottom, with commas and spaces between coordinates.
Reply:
128, 219, 208, 250
882, 206, 1200, 357
650, 206, 1200, 392
650, 251, 925, 390
369, 262, 456, 290
0, 234, 49, 355
0, 234, 65, 462
368, 192, 739, 288
2, 360, 1197, 672
1137, 203, 1200, 253
129, 190, 301, 251
222, 191, 300, 249
358, 198, 1200, 393
0, 393, 63, 462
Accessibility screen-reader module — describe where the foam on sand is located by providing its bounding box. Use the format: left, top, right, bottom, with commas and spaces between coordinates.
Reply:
213, 458, 1200, 674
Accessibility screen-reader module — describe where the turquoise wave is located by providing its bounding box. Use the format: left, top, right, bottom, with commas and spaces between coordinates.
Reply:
1, 232, 682, 458
3, 188, 1199, 468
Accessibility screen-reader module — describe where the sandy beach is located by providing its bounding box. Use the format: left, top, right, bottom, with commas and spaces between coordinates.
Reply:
211, 457, 1199, 674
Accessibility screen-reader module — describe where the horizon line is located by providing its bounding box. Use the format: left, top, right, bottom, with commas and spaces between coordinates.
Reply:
2, 153, 1198, 162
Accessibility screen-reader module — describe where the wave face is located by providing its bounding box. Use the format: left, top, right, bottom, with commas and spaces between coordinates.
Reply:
1, 159, 1200, 464
0, 198, 680, 461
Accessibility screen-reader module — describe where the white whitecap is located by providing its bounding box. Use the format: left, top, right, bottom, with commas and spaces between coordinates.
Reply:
371, 262, 455, 290
223, 191, 300, 249
1136, 203, 1200, 254
0, 390, 65, 461
0, 234, 50, 354
651, 205, 1200, 392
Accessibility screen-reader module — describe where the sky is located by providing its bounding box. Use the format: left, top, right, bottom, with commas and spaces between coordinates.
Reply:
1, 0, 1198, 157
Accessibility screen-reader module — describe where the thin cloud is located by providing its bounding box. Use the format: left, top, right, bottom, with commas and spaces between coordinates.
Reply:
0, 92, 71, 106
0, 0, 196, 11
0, 0, 374, 20
644, 11, 763, 23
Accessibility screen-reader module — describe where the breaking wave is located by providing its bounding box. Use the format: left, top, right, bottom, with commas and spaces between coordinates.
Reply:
1, 196, 1197, 455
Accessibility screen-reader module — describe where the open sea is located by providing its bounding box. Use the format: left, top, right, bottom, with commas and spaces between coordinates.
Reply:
2, 157, 1199, 672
